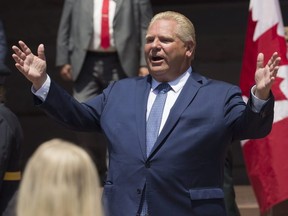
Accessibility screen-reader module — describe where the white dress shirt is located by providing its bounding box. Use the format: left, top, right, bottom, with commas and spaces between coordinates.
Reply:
147, 68, 191, 134
88, 0, 116, 52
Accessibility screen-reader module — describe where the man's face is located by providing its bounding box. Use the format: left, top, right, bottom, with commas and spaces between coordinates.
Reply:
145, 19, 192, 82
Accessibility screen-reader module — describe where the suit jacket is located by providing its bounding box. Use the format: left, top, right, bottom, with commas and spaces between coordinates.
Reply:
37, 72, 274, 216
56, 0, 153, 80
0, 19, 7, 63
0, 104, 23, 214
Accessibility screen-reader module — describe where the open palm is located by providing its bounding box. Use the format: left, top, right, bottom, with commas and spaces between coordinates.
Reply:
12, 41, 47, 90
254, 52, 281, 100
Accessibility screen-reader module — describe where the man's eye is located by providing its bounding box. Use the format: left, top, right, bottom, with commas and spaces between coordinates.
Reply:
146, 38, 154, 43
161, 38, 172, 43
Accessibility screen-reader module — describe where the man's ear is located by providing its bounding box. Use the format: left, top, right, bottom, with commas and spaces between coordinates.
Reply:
186, 41, 194, 57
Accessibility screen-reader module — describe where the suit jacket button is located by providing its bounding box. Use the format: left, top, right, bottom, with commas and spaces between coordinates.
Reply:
145, 162, 150, 168
137, 189, 142, 194
261, 112, 267, 118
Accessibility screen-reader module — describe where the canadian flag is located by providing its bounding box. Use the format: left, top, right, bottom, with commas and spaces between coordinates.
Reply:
240, 0, 288, 214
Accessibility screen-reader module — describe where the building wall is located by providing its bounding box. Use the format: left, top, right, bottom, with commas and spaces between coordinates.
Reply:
1, 0, 288, 184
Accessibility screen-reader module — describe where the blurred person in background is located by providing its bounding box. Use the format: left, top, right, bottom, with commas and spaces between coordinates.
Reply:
0, 18, 23, 215
16, 138, 104, 216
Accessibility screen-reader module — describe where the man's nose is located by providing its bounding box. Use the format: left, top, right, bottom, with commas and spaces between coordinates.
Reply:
151, 39, 161, 49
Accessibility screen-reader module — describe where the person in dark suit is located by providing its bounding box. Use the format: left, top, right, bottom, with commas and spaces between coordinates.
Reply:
0, 20, 23, 215
12, 11, 280, 216
55, 0, 153, 184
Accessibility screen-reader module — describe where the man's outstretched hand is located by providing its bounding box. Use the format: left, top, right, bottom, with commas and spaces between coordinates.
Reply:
12, 41, 47, 90
254, 52, 281, 100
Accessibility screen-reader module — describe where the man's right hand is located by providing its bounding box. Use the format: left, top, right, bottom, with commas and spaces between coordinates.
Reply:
59, 64, 73, 81
12, 40, 47, 91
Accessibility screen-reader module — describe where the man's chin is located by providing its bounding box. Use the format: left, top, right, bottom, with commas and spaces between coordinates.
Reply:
149, 70, 169, 82
150, 70, 164, 76
149, 66, 166, 74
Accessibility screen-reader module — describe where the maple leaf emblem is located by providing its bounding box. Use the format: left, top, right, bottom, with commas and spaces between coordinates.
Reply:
272, 76, 287, 101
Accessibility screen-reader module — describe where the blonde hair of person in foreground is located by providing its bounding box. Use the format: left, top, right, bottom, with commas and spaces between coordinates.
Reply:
16, 138, 104, 216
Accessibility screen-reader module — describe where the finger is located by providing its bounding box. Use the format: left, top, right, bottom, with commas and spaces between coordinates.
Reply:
266, 56, 273, 68
14, 63, 25, 74
271, 65, 280, 78
12, 45, 27, 61
37, 44, 46, 61
269, 56, 281, 72
256, 53, 264, 70
274, 56, 281, 67
272, 52, 279, 60
266, 54, 280, 71
12, 45, 22, 56
18, 40, 32, 56
12, 53, 24, 66
12, 55, 26, 74
266, 52, 278, 68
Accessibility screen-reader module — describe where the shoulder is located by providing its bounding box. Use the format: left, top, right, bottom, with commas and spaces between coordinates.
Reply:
0, 104, 21, 129
192, 72, 241, 93
113, 76, 147, 86
102, 76, 148, 95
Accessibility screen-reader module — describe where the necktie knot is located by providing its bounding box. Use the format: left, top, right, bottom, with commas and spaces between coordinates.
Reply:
156, 83, 171, 94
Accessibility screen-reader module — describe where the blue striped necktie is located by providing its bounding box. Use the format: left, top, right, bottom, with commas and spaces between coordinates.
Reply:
146, 82, 171, 156
141, 83, 171, 216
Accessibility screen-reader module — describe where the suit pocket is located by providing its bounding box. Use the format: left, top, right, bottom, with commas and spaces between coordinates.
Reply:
189, 188, 224, 200
189, 188, 226, 216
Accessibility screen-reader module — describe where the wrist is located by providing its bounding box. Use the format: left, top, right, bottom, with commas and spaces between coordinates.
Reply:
254, 88, 270, 100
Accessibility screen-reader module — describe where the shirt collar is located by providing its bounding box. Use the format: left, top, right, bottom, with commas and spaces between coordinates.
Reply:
151, 67, 192, 93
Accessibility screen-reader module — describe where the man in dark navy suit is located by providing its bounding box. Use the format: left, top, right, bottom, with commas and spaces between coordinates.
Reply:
12, 11, 280, 216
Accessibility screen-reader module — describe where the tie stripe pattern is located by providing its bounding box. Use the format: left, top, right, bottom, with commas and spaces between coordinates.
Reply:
141, 83, 171, 216
146, 82, 171, 156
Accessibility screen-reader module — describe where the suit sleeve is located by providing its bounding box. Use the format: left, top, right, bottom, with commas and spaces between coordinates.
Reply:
55, 0, 75, 67
138, 0, 153, 67
35, 80, 112, 132
224, 85, 274, 140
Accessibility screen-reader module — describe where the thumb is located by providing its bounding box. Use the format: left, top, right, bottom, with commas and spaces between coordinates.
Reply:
37, 44, 46, 61
256, 53, 264, 70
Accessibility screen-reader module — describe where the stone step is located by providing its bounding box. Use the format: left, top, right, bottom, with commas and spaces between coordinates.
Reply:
235, 185, 260, 215
235, 185, 288, 216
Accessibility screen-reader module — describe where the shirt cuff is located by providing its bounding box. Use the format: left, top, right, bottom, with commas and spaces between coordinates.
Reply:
31, 75, 51, 102
250, 85, 268, 113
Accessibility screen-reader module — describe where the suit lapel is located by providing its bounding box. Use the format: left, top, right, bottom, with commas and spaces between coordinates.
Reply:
136, 77, 152, 159
148, 72, 205, 159
113, 0, 123, 21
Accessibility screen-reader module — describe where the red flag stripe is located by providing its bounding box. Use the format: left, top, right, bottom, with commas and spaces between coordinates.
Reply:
240, 0, 288, 213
